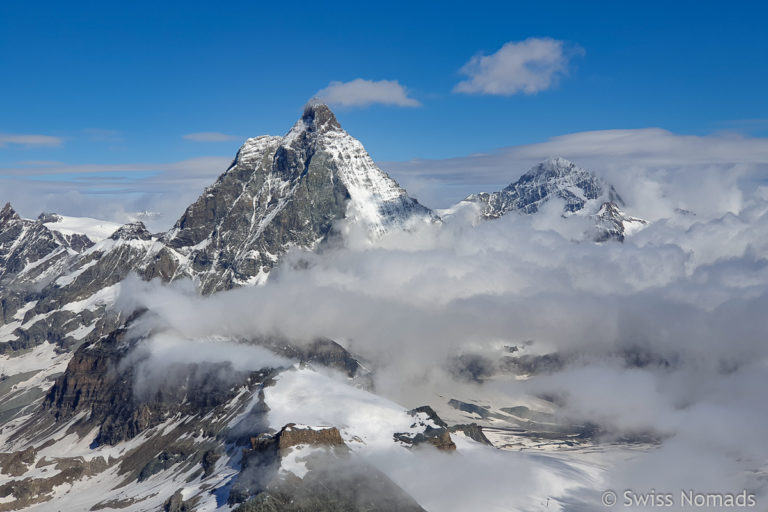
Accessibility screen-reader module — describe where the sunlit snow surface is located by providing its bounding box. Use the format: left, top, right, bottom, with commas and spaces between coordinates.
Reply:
42, 215, 122, 242
264, 367, 623, 512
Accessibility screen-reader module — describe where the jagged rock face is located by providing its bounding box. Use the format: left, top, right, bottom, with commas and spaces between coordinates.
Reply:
167, 104, 435, 293
592, 201, 648, 242
108, 221, 153, 241
465, 157, 624, 218
0, 203, 85, 288
41, 319, 278, 447
394, 406, 457, 452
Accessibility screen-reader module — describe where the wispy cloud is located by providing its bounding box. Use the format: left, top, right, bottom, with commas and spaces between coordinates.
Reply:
183, 132, 242, 142
0, 133, 63, 148
454, 37, 584, 95
314, 79, 421, 108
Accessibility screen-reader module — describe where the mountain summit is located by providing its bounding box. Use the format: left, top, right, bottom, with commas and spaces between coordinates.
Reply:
460, 157, 645, 241
166, 103, 435, 292
464, 157, 623, 218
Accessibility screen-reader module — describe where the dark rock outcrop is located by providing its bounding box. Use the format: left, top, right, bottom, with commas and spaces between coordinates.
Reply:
394, 406, 456, 452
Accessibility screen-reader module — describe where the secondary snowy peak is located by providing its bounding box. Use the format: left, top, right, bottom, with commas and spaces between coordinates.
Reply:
166, 103, 434, 293
465, 157, 623, 218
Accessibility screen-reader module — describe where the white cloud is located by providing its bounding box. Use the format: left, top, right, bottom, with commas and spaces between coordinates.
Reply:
454, 37, 583, 95
314, 79, 421, 108
183, 132, 241, 142
0, 133, 63, 147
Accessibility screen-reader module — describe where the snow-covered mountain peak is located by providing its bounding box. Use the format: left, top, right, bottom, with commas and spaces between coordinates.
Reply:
300, 102, 342, 134
0, 202, 20, 224
464, 157, 624, 218
457, 158, 647, 241
162, 104, 434, 293
513, 157, 620, 202
109, 221, 153, 241
281, 103, 343, 148
528, 156, 578, 174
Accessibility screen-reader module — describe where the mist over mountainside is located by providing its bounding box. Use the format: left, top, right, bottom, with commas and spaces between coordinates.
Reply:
1, 105, 767, 511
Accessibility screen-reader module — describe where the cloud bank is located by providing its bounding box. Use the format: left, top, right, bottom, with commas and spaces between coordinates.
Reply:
116, 156, 768, 506
454, 38, 584, 95
314, 79, 421, 108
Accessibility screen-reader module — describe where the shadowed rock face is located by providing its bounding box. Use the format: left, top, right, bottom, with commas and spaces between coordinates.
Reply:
254, 424, 346, 453
232, 424, 426, 512
394, 406, 457, 452
39, 315, 279, 447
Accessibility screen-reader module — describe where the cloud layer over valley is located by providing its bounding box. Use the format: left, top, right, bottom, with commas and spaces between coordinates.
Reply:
114, 160, 768, 507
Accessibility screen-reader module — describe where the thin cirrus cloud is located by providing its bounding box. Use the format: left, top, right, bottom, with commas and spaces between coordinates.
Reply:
0, 133, 63, 148
313, 79, 421, 108
183, 132, 242, 142
454, 37, 584, 95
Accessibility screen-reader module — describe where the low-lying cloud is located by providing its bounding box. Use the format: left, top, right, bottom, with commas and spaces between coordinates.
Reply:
104, 146, 768, 507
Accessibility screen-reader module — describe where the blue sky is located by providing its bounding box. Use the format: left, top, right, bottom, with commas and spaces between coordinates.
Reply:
1, 0, 767, 220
